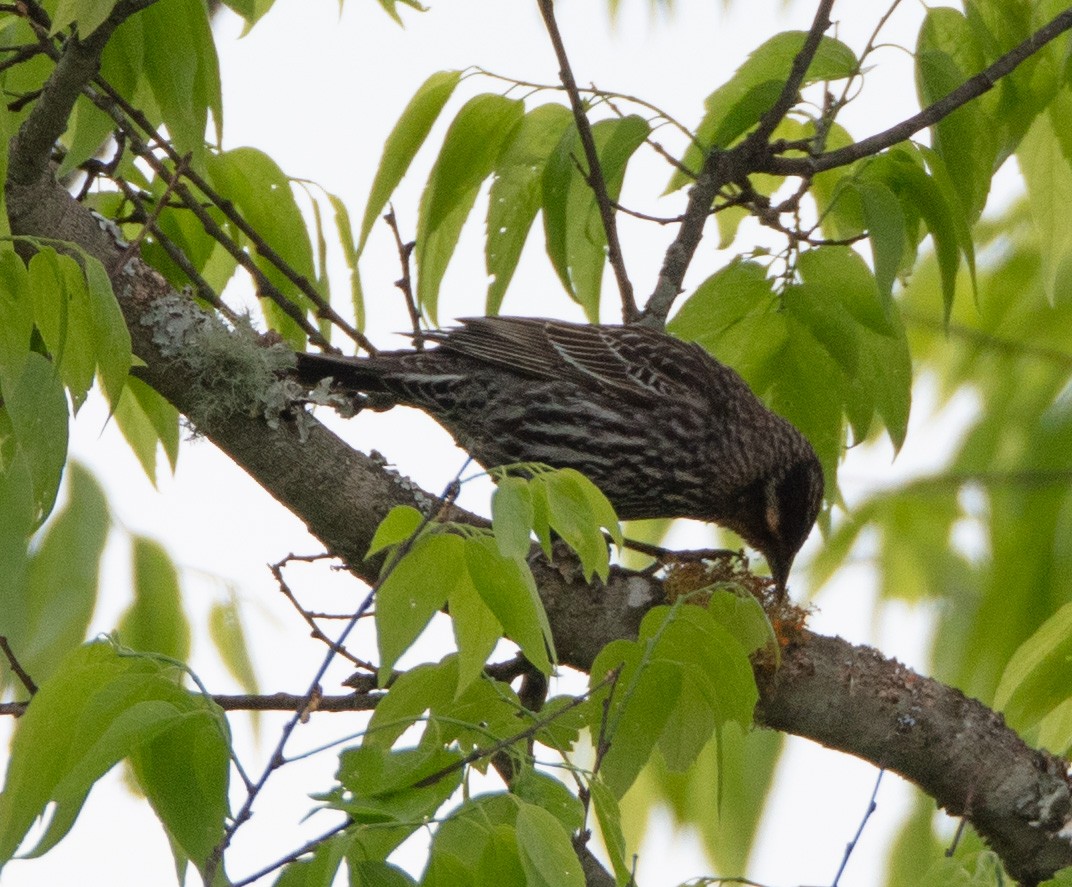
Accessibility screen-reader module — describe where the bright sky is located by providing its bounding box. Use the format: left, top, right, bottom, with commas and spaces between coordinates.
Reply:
1, 1, 1002, 885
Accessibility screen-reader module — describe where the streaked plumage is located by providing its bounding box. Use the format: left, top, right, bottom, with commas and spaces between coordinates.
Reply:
296, 316, 823, 591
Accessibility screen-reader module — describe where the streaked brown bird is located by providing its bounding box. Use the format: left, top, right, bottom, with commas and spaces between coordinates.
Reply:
296, 316, 823, 593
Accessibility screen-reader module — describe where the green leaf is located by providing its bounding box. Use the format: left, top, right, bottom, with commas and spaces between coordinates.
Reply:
359, 70, 462, 254
0, 456, 34, 657
0, 643, 228, 873
205, 148, 319, 347
274, 834, 348, 887
465, 537, 553, 674
0, 249, 32, 386
591, 604, 758, 798
423, 794, 520, 885
118, 536, 190, 661
446, 563, 503, 694
510, 771, 584, 834
51, 0, 118, 37
589, 779, 629, 885
208, 597, 258, 696
592, 640, 681, 798
515, 802, 585, 887
27, 249, 94, 409
667, 260, 785, 389
331, 744, 462, 825
416, 94, 525, 323
365, 658, 459, 749
994, 601, 1072, 731
13, 464, 108, 685
670, 32, 858, 191
882, 149, 963, 321
376, 533, 461, 681
83, 254, 131, 411
486, 104, 574, 314
541, 116, 649, 320
367, 505, 425, 559
1019, 110, 1072, 304
535, 468, 620, 582
113, 375, 180, 483
128, 700, 231, 875
1, 353, 68, 525
916, 8, 995, 224
854, 179, 906, 302
327, 190, 366, 332
139, 0, 222, 153
491, 477, 534, 561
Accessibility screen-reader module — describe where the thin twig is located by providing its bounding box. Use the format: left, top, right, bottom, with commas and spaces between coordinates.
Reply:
110, 153, 187, 274
270, 558, 368, 668
211, 467, 467, 885
831, 768, 883, 886
111, 178, 241, 323
536, 0, 638, 323
384, 206, 423, 347
0, 636, 37, 695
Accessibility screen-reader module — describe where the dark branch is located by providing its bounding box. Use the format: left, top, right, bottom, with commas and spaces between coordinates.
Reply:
763, 7, 1072, 176
537, 0, 638, 323
640, 0, 835, 328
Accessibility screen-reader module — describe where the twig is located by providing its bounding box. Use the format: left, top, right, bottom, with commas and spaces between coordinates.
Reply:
210, 466, 467, 884
411, 669, 618, 789
641, 0, 836, 328
764, 7, 1072, 177
110, 153, 187, 274
111, 177, 241, 323
831, 768, 883, 886
384, 206, 423, 347
0, 636, 37, 695
536, 0, 638, 323
83, 78, 379, 354
231, 820, 353, 887
270, 557, 367, 667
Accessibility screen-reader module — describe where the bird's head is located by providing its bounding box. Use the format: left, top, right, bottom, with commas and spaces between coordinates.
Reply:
724, 456, 824, 596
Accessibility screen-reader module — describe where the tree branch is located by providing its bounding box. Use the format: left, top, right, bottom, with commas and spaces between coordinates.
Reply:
640, 0, 835, 327
537, 0, 638, 323
763, 7, 1072, 177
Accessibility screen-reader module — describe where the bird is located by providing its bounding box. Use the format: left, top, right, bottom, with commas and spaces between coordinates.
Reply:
296, 316, 824, 593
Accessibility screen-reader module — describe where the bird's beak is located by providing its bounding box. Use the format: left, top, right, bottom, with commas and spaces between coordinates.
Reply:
769, 553, 791, 599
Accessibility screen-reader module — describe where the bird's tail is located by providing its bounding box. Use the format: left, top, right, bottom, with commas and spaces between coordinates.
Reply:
295, 351, 392, 392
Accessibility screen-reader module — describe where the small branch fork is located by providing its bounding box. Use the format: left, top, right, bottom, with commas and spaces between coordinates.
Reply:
638, 1, 1072, 327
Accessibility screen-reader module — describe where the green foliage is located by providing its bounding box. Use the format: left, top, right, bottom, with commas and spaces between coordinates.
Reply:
0, 463, 108, 688
118, 536, 192, 662
589, 598, 763, 797
204, 148, 321, 347
668, 30, 858, 190
416, 94, 525, 323
0, 642, 230, 880
669, 252, 912, 490
542, 115, 650, 319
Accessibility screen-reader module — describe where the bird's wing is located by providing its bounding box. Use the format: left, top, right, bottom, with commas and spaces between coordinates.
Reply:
429, 317, 706, 400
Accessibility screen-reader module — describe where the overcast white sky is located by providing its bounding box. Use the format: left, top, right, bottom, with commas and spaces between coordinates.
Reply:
1, 1, 1003, 884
